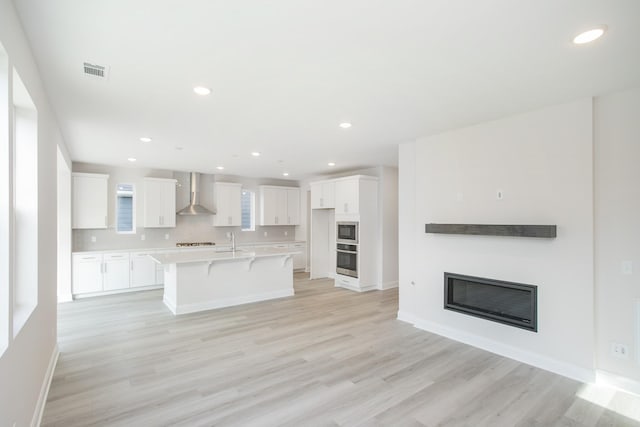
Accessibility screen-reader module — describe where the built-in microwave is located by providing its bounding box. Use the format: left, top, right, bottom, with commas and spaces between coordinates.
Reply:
336, 221, 358, 244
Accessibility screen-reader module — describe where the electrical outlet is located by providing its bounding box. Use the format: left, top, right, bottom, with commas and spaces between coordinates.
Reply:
611, 342, 629, 359
140, 234, 146, 241
496, 190, 504, 200
264, 231, 268, 237
284, 231, 288, 236
91, 236, 96, 243
164, 234, 169, 240
226, 232, 231, 239
622, 261, 633, 275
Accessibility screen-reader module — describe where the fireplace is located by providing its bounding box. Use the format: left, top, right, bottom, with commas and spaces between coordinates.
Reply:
444, 273, 537, 332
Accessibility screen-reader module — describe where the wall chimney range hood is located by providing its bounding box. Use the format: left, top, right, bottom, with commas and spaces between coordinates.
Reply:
177, 172, 215, 216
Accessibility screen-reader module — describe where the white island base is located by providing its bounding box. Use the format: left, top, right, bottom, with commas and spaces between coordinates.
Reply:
152, 248, 298, 315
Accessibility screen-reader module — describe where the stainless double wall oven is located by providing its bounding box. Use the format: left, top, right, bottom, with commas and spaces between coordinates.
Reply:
336, 221, 359, 278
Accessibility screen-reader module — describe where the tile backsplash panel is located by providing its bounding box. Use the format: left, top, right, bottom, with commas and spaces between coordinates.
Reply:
73, 219, 296, 251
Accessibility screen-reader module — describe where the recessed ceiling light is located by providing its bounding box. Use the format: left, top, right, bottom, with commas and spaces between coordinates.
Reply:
175, 146, 183, 151
193, 86, 211, 96
251, 152, 261, 157
216, 166, 224, 170
328, 162, 336, 167
282, 172, 289, 177
127, 157, 137, 162
139, 136, 152, 143
573, 26, 607, 44
339, 122, 352, 129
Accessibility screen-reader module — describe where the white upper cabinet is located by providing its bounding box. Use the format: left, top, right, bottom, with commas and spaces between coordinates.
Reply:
213, 182, 242, 227
72, 173, 109, 229
310, 181, 335, 209
334, 178, 360, 215
286, 188, 300, 225
259, 186, 300, 226
143, 178, 176, 228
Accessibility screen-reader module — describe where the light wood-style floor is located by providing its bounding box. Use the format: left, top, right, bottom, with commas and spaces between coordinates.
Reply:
43, 273, 640, 426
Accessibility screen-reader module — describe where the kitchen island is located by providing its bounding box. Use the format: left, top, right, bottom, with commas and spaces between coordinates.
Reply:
150, 247, 300, 315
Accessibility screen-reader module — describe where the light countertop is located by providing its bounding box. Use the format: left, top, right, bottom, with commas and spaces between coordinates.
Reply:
150, 247, 302, 265
72, 240, 306, 255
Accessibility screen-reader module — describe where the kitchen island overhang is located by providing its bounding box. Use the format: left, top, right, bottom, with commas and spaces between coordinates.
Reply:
150, 248, 301, 315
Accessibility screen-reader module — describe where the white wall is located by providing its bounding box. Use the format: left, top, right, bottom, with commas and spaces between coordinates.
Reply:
56, 146, 72, 302
594, 87, 640, 388
398, 98, 595, 382
0, 0, 67, 424
379, 166, 398, 289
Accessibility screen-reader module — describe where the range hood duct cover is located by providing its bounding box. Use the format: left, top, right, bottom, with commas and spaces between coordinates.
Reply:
177, 172, 215, 216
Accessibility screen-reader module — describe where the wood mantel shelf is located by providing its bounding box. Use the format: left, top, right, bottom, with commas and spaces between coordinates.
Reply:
425, 223, 557, 238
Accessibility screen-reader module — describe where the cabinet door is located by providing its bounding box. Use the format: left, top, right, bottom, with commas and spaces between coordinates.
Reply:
260, 187, 279, 225
310, 183, 323, 209
214, 183, 241, 227
228, 184, 242, 226
286, 188, 300, 225
131, 252, 157, 287
72, 254, 103, 294
160, 180, 176, 228
143, 180, 163, 227
103, 254, 130, 291
335, 179, 358, 214
291, 243, 306, 269
322, 182, 335, 209
275, 189, 287, 225
73, 174, 108, 229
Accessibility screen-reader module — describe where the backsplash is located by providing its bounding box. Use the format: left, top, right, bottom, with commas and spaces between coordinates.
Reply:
73, 216, 296, 251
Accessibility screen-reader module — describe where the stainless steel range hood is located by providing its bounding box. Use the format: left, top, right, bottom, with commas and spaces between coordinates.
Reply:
177, 172, 215, 216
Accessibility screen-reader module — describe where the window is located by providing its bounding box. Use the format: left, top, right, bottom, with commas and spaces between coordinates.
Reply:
12, 67, 38, 335
116, 183, 135, 233
0, 42, 9, 354
241, 190, 255, 231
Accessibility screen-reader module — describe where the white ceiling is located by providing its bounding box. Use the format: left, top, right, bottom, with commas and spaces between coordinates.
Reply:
13, 0, 640, 179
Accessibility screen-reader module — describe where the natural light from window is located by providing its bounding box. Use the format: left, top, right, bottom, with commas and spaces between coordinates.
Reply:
0, 42, 9, 355
116, 183, 135, 233
12, 68, 38, 336
241, 190, 255, 231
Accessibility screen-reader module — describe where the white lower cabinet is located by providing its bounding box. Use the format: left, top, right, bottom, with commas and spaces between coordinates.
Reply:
72, 254, 103, 294
103, 253, 130, 291
73, 251, 162, 296
131, 251, 157, 287
291, 242, 306, 270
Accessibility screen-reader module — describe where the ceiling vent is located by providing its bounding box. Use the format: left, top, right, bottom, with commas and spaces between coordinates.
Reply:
83, 62, 109, 79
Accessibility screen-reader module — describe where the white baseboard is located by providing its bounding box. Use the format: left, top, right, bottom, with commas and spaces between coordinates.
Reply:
396, 311, 594, 384
596, 370, 640, 397
74, 285, 164, 299
31, 344, 59, 427
379, 281, 399, 290
164, 289, 295, 315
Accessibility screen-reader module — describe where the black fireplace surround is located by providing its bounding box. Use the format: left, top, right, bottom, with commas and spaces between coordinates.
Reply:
444, 272, 538, 332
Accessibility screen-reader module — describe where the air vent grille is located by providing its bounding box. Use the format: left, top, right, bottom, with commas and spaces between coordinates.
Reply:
83, 62, 106, 78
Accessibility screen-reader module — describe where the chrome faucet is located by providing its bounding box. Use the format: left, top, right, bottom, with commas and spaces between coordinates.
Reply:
230, 232, 236, 252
